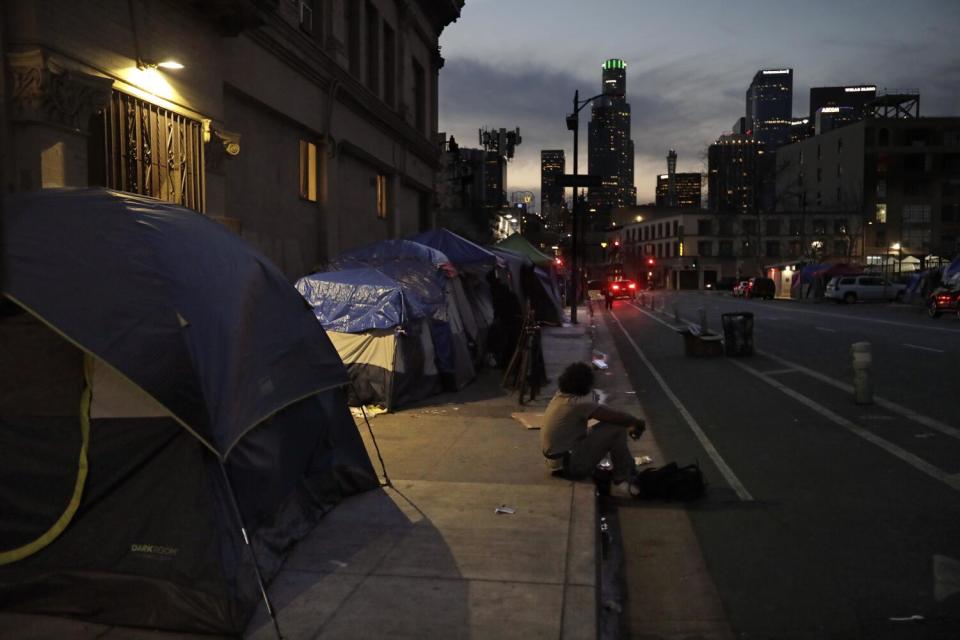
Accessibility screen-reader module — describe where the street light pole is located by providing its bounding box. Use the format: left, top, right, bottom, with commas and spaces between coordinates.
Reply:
570, 90, 580, 324
566, 88, 608, 324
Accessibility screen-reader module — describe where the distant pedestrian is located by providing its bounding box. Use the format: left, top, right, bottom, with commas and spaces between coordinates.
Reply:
541, 362, 644, 488
604, 288, 613, 310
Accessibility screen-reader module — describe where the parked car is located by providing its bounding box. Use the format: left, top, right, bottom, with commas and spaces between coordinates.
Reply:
716, 277, 737, 291
825, 275, 906, 303
745, 277, 776, 300
927, 286, 960, 318
732, 280, 750, 297
607, 279, 638, 300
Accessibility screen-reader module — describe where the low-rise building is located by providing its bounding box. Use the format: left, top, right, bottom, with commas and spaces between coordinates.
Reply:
776, 113, 960, 268
1, 0, 463, 278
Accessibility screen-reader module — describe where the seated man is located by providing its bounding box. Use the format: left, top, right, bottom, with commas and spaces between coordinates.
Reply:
541, 361, 645, 487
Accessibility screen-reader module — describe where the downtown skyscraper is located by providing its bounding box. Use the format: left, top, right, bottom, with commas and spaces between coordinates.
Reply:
587, 59, 636, 213
540, 149, 566, 229
746, 68, 793, 149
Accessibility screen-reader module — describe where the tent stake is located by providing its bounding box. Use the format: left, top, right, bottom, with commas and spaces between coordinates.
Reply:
218, 462, 284, 640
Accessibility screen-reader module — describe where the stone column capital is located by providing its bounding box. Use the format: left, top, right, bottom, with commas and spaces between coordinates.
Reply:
7, 49, 114, 134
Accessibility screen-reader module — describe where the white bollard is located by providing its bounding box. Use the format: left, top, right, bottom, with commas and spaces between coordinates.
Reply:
851, 342, 873, 404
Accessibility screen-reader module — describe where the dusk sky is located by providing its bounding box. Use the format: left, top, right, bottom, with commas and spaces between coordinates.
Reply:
437, 0, 960, 209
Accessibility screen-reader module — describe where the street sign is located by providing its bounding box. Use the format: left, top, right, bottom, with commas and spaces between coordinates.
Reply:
557, 174, 603, 188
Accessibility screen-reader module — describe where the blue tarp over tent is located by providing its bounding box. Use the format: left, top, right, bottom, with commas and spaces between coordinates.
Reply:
330, 240, 450, 315
329, 239, 475, 389
296, 267, 424, 333
409, 228, 496, 272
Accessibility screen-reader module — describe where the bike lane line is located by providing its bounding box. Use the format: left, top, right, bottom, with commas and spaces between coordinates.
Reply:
729, 359, 960, 493
609, 310, 754, 502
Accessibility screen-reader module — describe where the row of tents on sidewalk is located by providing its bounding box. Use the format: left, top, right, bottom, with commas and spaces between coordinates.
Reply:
295, 228, 564, 411
0, 188, 563, 635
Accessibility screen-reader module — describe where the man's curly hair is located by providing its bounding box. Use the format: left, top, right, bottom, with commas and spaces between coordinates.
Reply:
558, 362, 593, 396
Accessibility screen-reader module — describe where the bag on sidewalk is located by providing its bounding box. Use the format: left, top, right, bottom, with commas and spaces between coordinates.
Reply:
630, 461, 705, 501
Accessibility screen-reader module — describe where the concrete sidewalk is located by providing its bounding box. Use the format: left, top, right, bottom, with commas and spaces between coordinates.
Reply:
0, 318, 601, 639
243, 319, 598, 639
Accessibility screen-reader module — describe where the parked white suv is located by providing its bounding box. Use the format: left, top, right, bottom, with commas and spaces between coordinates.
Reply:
825, 276, 907, 304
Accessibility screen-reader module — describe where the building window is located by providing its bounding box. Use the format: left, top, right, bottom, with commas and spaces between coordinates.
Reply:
903, 204, 931, 223
697, 219, 712, 235
383, 22, 396, 108
299, 140, 318, 202
89, 91, 205, 211
813, 219, 826, 234
875, 203, 887, 223
789, 219, 802, 235
766, 219, 780, 236
766, 241, 780, 257
697, 240, 712, 256
365, 2, 380, 95
816, 167, 822, 182
834, 240, 847, 256
834, 220, 847, 235
876, 179, 887, 198
346, 0, 361, 76
298, 0, 314, 34
719, 241, 733, 257
412, 58, 426, 133
376, 174, 389, 219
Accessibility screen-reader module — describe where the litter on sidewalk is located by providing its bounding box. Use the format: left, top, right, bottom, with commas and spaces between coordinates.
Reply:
635, 456, 653, 466
511, 412, 545, 430
494, 505, 516, 515
889, 615, 924, 622
350, 405, 387, 419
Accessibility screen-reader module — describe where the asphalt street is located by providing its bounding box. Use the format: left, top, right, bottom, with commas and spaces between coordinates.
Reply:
604, 293, 960, 639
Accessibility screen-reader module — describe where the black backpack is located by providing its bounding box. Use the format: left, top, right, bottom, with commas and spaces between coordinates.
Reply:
631, 461, 706, 501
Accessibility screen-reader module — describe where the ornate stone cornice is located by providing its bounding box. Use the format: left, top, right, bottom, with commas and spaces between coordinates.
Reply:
7, 49, 113, 134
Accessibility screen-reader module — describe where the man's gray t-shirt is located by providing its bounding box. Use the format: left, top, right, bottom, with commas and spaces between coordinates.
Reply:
540, 392, 599, 468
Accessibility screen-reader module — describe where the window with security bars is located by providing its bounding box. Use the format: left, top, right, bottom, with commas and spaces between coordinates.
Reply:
89, 91, 205, 211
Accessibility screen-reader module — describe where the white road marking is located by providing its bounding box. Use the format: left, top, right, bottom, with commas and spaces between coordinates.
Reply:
815, 326, 836, 333
624, 301, 960, 441
756, 350, 960, 441
730, 360, 960, 493
610, 310, 754, 502
763, 368, 799, 376
903, 343, 945, 354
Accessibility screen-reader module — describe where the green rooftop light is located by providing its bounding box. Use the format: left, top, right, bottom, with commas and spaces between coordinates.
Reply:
602, 59, 626, 70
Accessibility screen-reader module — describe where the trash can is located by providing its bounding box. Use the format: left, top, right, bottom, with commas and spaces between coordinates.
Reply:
721, 312, 754, 357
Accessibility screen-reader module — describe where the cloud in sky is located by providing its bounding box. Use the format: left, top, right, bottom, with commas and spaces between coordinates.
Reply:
438, 0, 960, 207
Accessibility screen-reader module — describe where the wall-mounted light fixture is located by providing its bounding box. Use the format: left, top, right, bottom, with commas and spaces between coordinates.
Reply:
137, 58, 185, 71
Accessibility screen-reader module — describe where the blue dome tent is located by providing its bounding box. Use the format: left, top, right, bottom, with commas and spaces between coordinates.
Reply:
0, 189, 377, 635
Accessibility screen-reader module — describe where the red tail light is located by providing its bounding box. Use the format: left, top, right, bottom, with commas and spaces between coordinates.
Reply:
937, 295, 951, 303
611, 284, 620, 291
628, 283, 636, 289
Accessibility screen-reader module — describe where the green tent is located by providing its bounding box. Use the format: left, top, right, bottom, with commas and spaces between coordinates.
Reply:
495, 233, 554, 270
